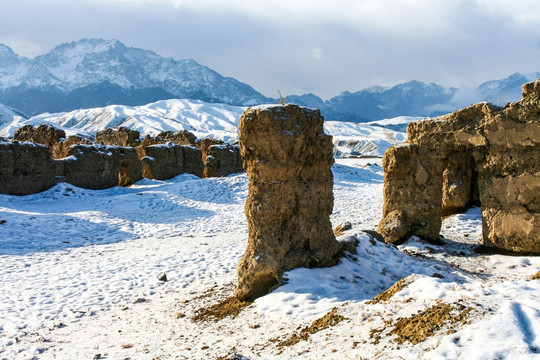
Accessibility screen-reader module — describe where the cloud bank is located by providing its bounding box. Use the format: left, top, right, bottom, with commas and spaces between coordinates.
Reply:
1, 0, 539, 98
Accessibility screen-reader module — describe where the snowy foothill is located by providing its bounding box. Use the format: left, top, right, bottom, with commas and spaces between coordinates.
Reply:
1, 158, 539, 360
0, 99, 414, 157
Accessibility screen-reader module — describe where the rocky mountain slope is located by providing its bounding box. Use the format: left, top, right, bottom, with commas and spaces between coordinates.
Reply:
289, 72, 540, 122
0, 38, 537, 121
0, 39, 270, 115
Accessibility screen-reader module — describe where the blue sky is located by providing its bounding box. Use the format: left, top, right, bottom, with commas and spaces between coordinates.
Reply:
0, 0, 539, 98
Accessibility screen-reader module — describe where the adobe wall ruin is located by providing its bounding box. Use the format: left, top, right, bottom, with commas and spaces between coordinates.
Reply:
1, 125, 245, 195
60, 145, 143, 189
96, 127, 141, 147
0, 142, 57, 195
136, 143, 184, 180
235, 104, 340, 301
203, 143, 244, 178
14, 124, 66, 149
378, 79, 540, 253
140, 130, 197, 147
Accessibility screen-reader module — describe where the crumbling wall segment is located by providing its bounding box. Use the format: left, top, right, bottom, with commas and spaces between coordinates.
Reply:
379, 79, 540, 253
0, 142, 56, 195
235, 104, 339, 301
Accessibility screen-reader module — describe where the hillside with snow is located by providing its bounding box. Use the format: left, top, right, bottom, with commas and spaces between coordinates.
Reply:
0, 103, 26, 130
0, 99, 415, 157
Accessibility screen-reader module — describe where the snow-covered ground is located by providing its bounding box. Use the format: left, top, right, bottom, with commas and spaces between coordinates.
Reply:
1, 158, 538, 360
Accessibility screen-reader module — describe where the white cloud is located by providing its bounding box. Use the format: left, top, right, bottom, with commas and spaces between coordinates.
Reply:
312, 47, 322, 60
0, 0, 538, 98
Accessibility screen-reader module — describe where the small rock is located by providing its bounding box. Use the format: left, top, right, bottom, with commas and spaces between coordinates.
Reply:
93, 354, 102, 360
171, 312, 185, 319
0, 220, 6, 225
334, 221, 353, 236
432, 273, 445, 279
132, 298, 146, 304
157, 272, 168, 282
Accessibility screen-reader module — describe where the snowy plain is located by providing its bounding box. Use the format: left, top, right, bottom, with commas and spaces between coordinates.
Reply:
1, 155, 539, 360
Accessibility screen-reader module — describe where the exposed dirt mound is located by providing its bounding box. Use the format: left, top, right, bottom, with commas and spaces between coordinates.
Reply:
278, 307, 348, 347
367, 276, 412, 304
192, 297, 251, 322
389, 302, 473, 345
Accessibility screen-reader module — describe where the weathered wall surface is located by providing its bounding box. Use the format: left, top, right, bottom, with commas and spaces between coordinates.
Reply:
182, 145, 204, 178
52, 135, 92, 159
2, 123, 244, 195
13, 124, 66, 149
0, 142, 56, 195
140, 130, 197, 147
203, 144, 243, 178
136, 144, 184, 180
61, 145, 142, 190
235, 104, 339, 301
378, 144, 445, 243
379, 79, 540, 253
95, 127, 141, 147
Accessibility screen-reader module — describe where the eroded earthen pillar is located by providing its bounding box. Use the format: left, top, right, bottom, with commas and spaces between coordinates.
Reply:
378, 144, 446, 243
235, 104, 340, 301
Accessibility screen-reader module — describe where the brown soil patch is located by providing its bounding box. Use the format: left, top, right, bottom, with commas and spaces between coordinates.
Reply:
278, 307, 348, 347
367, 277, 411, 304
192, 297, 251, 322
531, 271, 540, 280
389, 302, 473, 344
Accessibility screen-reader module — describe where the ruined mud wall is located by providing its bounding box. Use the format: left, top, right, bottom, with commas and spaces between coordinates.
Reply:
0, 142, 57, 195
203, 144, 244, 178
235, 104, 340, 301
95, 127, 141, 147
140, 130, 198, 147
136, 144, 184, 180
52, 135, 92, 159
13, 124, 66, 149
379, 79, 540, 253
2, 123, 245, 195
59, 145, 142, 190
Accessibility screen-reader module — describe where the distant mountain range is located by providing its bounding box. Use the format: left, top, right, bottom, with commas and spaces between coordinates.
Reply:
0, 38, 538, 121
0, 38, 270, 116
288, 72, 540, 122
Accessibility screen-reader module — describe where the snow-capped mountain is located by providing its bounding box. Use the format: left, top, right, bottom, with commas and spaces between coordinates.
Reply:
0, 38, 537, 121
478, 72, 540, 105
0, 39, 270, 116
289, 73, 539, 122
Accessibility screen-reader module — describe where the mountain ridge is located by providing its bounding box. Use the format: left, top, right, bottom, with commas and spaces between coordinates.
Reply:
0, 38, 271, 115
0, 38, 538, 120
